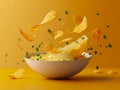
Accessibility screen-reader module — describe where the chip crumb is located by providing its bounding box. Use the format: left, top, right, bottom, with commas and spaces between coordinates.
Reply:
93, 69, 103, 74
107, 70, 117, 74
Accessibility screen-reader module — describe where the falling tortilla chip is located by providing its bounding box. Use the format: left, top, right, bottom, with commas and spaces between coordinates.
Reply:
91, 27, 101, 41
17, 42, 24, 50
73, 16, 87, 33
60, 38, 72, 43
57, 35, 88, 58
30, 24, 41, 32
9, 68, 25, 79
73, 14, 82, 25
54, 30, 64, 39
19, 29, 36, 41
30, 10, 57, 32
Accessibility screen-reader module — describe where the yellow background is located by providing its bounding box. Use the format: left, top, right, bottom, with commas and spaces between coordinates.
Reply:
0, 0, 119, 68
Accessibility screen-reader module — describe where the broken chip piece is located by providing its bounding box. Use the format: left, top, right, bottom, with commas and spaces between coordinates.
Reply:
73, 16, 87, 33
9, 68, 25, 79
91, 27, 101, 41
54, 30, 64, 39
41, 10, 58, 24
30, 10, 57, 32
93, 69, 103, 74
73, 14, 82, 25
107, 70, 117, 74
19, 29, 36, 41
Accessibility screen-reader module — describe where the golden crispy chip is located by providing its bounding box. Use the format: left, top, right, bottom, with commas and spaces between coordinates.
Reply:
107, 70, 117, 74
73, 14, 82, 25
30, 24, 41, 32
93, 69, 104, 74
17, 42, 24, 50
9, 68, 25, 79
41, 10, 57, 24
57, 35, 88, 58
19, 29, 36, 41
73, 16, 87, 33
30, 10, 57, 32
91, 27, 101, 41
60, 38, 72, 43
54, 30, 64, 39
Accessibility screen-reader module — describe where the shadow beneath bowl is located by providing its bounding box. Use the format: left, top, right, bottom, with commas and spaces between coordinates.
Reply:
48, 75, 114, 82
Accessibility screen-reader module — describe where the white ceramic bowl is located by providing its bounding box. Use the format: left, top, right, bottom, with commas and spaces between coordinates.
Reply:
25, 52, 92, 79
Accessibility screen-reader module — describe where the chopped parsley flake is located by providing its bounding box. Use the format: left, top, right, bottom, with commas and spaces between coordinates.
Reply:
26, 51, 29, 56
48, 29, 52, 33
88, 47, 93, 50
22, 59, 25, 62
96, 12, 100, 16
36, 47, 39, 52
108, 43, 112, 48
103, 34, 107, 39
66, 41, 69, 45
75, 40, 78, 44
99, 44, 102, 47
5, 53, 8, 57
96, 65, 99, 69
94, 51, 97, 54
17, 62, 20, 64
82, 37, 84, 39
32, 45, 34, 48
58, 18, 62, 21
18, 38, 21, 41
65, 10, 69, 15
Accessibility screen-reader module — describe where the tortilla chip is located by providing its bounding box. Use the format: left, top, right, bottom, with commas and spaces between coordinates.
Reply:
54, 30, 64, 39
9, 68, 25, 79
30, 24, 41, 32
91, 27, 101, 41
30, 10, 57, 32
73, 14, 82, 25
73, 16, 87, 33
41, 10, 57, 25
19, 29, 36, 41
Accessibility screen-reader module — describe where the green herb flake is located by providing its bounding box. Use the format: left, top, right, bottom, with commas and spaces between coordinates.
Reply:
36, 47, 39, 52
99, 44, 102, 47
65, 10, 69, 15
32, 45, 34, 48
17, 62, 20, 64
82, 37, 85, 40
88, 47, 93, 50
96, 65, 99, 69
108, 43, 112, 48
37, 54, 40, 56
18, 38, 21, 41
103, 34, 107, 39
94, 51, 97, 54
58, 18, 62, 21
48, 29, 52, 33
5, 53, 8, 57
22, 59, 25, 62
96, 12, 100, 16
75, 40, 78, 44
26, 51, 29, 56
66, 41, 69, 45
